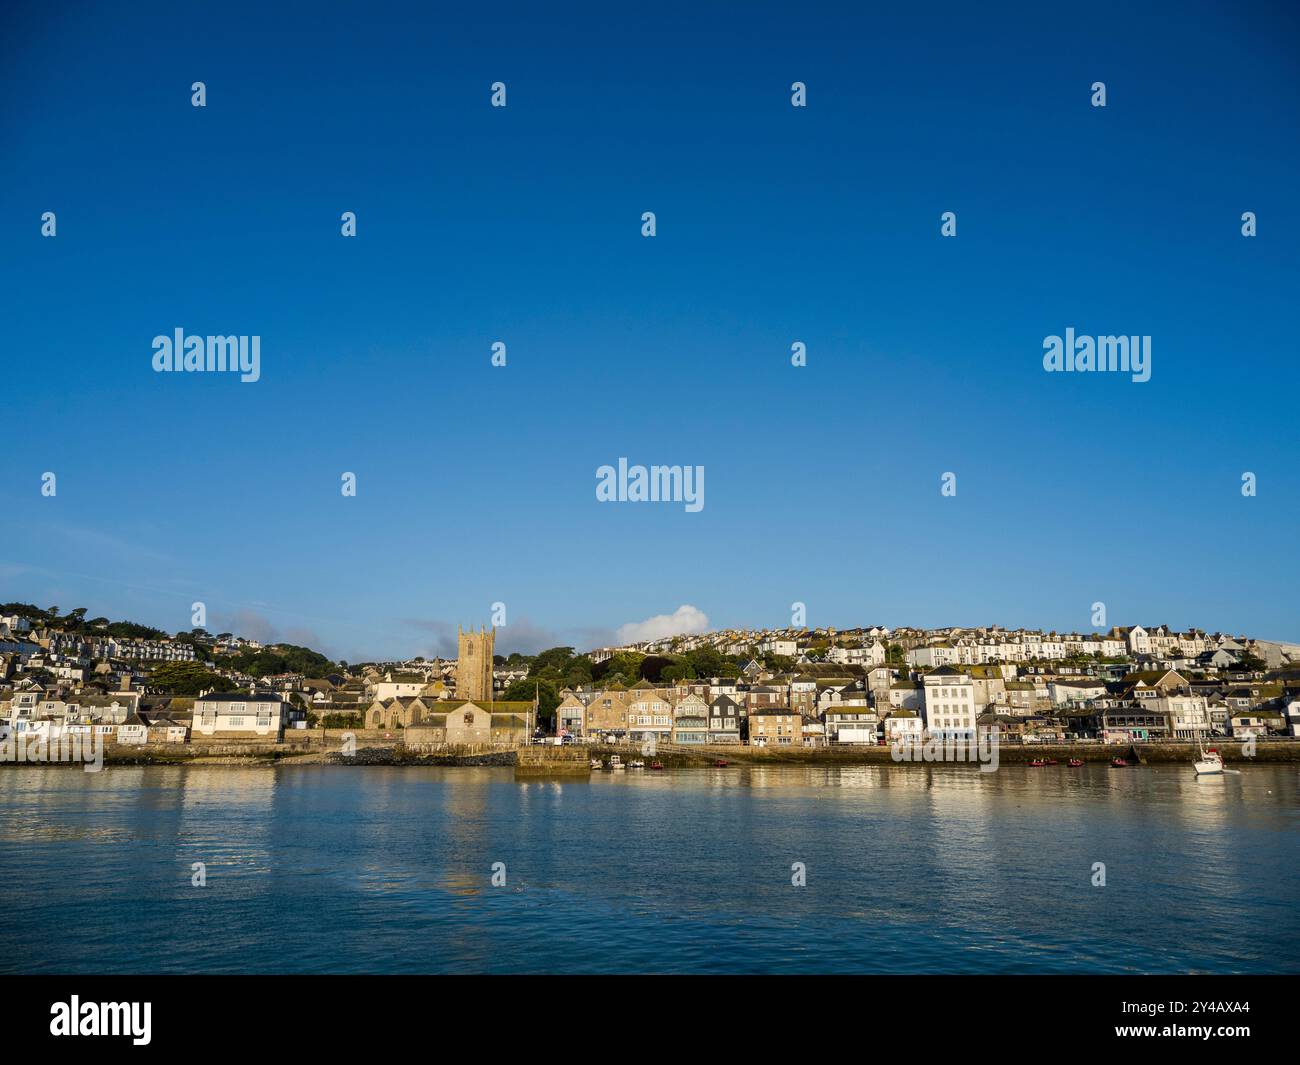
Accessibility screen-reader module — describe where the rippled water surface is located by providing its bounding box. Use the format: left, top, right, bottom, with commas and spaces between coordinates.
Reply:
1, 763, 1296, 973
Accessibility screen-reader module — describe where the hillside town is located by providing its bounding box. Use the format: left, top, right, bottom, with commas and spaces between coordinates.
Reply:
3, 606, 1300, 753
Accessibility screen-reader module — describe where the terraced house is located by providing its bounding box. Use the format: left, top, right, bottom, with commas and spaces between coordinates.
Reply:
747, 707, 802, 747
1152, 694, 1212, 739
825, 707, 879, 744
585, 683, 634, 739
671, 692, 709, 745
555, 690, 586, 737
627, 681, 673, 746
707, 694, 742, 743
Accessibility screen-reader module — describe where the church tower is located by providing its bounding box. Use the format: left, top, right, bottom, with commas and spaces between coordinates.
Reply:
456, 625, 495, 703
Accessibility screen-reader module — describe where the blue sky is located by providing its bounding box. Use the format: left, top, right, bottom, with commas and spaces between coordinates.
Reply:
2, 1, 1298, 661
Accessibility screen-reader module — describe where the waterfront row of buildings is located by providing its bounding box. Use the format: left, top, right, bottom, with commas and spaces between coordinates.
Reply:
546, 666, 1300, 747
3, 615, 1299, 750
0, 625, 536, 747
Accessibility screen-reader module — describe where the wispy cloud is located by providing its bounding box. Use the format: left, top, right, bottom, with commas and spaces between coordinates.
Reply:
400, 619, 459, 659
400, 616, 609, 658
494, 617, 565, 656
209, 609, 328, 658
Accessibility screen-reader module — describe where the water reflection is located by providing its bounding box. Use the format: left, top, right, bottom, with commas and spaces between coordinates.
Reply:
0, 763, 1295, 974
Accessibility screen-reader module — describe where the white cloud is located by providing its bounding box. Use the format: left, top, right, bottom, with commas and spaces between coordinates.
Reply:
617, 605, 709, 645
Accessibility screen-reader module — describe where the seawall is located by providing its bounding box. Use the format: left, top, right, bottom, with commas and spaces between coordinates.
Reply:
3, 733, 1296, 769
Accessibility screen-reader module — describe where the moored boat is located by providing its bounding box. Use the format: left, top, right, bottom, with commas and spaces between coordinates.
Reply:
650, 760, 664, 770
1194, 743, 1224, 776
1111, 757, 1131, 768
1067, 758, 1084, 767
1028, 759, 1047, 767
609, 754, 625, 770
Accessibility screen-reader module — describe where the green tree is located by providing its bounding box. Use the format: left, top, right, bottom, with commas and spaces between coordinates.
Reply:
502, 678, 559, 726
593, 652, 646, 683
684, 647, 728, 677
637, 655, 678, 682
149, 662, 235, 696
529, 646, 577, 677
102, 619, 167, 639
561, 657, 594, 689
58, 607, 89, 632
229, 644, 335, 677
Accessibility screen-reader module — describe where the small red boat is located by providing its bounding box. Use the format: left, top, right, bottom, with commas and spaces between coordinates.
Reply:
1045, 759, 1059, 766
1028, 759, 1047, 767
650, 760, 665, 770
1111, 757, 1131, 767
1068, 758, 1084, 767
713, 759, 729, 767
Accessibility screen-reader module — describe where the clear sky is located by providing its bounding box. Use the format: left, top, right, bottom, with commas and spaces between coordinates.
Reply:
2, 1, 1298, 661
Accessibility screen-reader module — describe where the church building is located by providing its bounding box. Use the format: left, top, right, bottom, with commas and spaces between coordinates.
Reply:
365, 624, 534, 747
455, 625, 494, 702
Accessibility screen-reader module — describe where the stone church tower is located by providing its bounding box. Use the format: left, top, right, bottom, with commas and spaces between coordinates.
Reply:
456, 625, 495, 702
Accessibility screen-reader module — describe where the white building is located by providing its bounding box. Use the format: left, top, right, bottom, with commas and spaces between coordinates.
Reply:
922, 667, 978, 738
1152, 694, 1211, 740
370, 674, 429, 702
116, 714, 149, 745
888, 681, 923, 710
883, 710, 923, 742
907, 644, 959, 669
192, 693, 286, 739
1049, 679, 1107, 706
826, 642, 886, 667
93, 638, 196, 662
825, 708, 878, 744
0, 615, 32, 637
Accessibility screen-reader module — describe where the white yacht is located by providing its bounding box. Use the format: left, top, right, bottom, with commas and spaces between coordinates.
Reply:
1194, 743, 1224, 776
